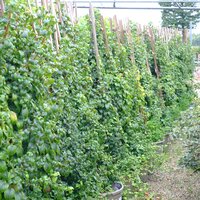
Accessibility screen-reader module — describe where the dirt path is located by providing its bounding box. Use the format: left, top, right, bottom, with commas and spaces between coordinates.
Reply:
145, 67, 200, 200
146, 141, 200, 200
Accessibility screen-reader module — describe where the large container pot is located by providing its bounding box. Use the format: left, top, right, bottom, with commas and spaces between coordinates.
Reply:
101, 182, 124, 200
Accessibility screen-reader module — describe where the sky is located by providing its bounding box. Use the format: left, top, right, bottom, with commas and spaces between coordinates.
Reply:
75, 0, 200, 34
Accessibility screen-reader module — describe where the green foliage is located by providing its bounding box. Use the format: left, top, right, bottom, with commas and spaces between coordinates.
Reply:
176, 98, 200, 171
159, 2, 200, 29
0, 2, 195, 199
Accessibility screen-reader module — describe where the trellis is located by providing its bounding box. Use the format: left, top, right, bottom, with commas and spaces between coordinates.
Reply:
0, 0, 181, 55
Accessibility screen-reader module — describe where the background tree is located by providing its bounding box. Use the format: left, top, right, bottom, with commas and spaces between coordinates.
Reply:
159, 1, 200, 42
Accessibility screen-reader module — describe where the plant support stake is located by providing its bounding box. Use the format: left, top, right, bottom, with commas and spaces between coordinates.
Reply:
89, 3, 101, 78
0, 0, 5, 16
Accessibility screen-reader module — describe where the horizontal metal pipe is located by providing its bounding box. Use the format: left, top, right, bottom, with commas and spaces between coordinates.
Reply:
76, 6, 200, 10
74, 0, 200, 3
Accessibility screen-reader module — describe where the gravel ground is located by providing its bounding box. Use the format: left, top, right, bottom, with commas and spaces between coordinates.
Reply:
145, 67, 200, 200
146, 141, 200, 200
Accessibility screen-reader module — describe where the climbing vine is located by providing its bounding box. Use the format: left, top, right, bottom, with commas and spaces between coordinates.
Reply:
0, 1, 195, 199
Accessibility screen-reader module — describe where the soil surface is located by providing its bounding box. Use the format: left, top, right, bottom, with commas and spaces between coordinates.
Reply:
145, 67, 200, 200
146, 141, 200, 200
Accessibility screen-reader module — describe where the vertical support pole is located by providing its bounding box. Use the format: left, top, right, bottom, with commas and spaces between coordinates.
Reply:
126, 21, 135, 65
51, 0, 59, 52
3, 12, 11, 38
137, 24, 142, 35
68, 1, 74, 25
89, 3, 101, 77
190, 21, 193, 44
100, 15, 109, 54
113, 15, 120, 45
56, 0, 63, 24
0, 0, 5, 16
148, 27, 160, 78
109, 17, 113, 31
46, 0, 49, 10
38, 0, 53, 48
140, 26, 151, 73
119, 20, 124, 43
64, 1, 70, 19
27, 0, 38, 36
42, 0, 47, 9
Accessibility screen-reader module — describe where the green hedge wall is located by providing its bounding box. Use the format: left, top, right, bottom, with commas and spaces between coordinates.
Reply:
0, 2, 195, 199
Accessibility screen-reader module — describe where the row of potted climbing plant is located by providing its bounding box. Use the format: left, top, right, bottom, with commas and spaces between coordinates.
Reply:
0, 1, 195, 199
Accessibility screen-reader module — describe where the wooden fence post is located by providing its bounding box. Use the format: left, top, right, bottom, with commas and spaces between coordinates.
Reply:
119, 20, 124, 43
42, 0, 47, 10
113, 15, 120, 45
137, 24, 142, 36
109, 17, 113, 31
89, 3, 101, 77
148, 26, 160, 78
126, 21, 135, 65
139, 26, 151, 74
100, 15, 109, 54
0, 0, 5, 16
50, 0, 59, 52
56, 0, 63, 24
27, 0, 38, 37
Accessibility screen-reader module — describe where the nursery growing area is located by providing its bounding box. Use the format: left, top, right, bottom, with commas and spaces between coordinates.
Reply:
0, 1, 199, 199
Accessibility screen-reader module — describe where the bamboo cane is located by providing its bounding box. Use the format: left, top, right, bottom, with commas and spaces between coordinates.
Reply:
0, 0, 5, 16
89, 3, 101, 78
100, 15, 109, 53
51, 0, 59, 52
126, 20, 135, 65
148, 27, 160, 78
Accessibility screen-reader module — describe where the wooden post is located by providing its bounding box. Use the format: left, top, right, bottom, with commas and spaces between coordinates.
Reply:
139, 26, 151, 74
146, 56, 151, 74
51, 0, 59, 52
89, 3, 101, 77
46, 0, 49, 10
109, 17, 113, 31
27, 0, 38, 36
148, 27, 164, 102
0, 0, 5, 16
160, 28, 164, 42
35, 0, 38, 7
42, 0, 47, 9
68, 1, 74, 25
148, 27, 160, 78
137, 24, 142, 35
56, 0, 63, 24
64, 1, 73, 24
37, 0, 53, 48
100, 15, 109, 54
167, 28, 170, 42
126, 21, 135, 65
113, 15, 120, 45
51, 1, 61, 41
64, 1, 70, 19
119, 20, 124, 43
3, 12, 11, 38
